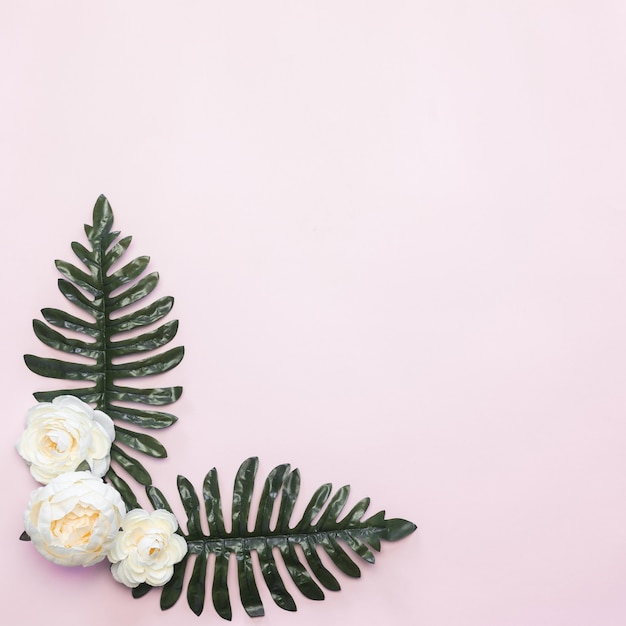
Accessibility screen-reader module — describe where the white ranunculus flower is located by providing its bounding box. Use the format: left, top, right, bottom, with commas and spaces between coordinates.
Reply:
108, 509, 187, 587
24, 471, 126, 567
16, 395, 115, 484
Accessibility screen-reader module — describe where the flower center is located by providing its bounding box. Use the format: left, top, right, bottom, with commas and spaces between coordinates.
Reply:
138, 535, 163, 560
43, 430, 73, 455
51, 505, 100, 547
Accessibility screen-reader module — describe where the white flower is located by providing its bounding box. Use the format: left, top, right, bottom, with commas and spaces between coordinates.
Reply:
24, 471, 126, 567
108, 509, 187, 587
16, 395, 115, 484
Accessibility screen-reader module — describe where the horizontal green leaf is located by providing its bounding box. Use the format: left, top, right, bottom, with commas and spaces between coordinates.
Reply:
107, 271, 158, 310
107, 406, 177, 429
114, 426, 167, 458
109, 384, 182, 406
102, 229, 121, 250
109, 320, 179, 356
24, 354, 100, 381
57, 279, 98, 315
55, 260, 99, 296
32, 320, 101, 359
380, 518, 417, 542
33, 387, 101, 404
108, 296, 174, 333
41, 308, 99, 337
110, 346, 184, 378
104, 235, 132, 268
71, 241, 96, 270
145, 460, 416, 618
105, 256, 150, 291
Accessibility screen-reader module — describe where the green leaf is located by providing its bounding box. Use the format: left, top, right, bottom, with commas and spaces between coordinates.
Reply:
108, 296, 173, 333
41, 308, 99, 336
110, 445, 152, 485
57, 279, 98, 315
132, 583, 152, 599
106, 467, 140, 511
161, 554, 189, 610
108, 272, 159, 309
104, 235, 132, 267
114, 426, 167, 458
146, 485, 174, 515
188, 551, 208, 615
106, 405, 177, 429
109, 320, 179, 356
110, 346, 184, 378
25, 196, 183, 502
23, 355, 99, 381
137, 458, 416, 618
33, 387, 100, 404
109, 384, 182, 406
105, 256, 150, 291
32, 320, 101, 359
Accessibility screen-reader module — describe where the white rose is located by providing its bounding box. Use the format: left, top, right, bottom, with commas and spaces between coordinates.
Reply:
24, 471, 126, 567
108, 509, 187, 587
16, 395, 115, 484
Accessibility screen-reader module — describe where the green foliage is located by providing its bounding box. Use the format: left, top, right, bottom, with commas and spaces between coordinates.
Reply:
24, 195, 183, 507
137, 458, 417, 619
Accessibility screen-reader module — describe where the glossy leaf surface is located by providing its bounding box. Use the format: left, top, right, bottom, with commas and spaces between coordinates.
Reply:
24, 195, 183, 507
143, 457, 416, 619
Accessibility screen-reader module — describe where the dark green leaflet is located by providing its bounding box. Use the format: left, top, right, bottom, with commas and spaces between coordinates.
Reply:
24, 195, 183, 508
140, 458, 416, 619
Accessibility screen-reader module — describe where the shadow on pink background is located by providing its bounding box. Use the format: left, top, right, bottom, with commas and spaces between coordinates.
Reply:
1, 2, 625, 625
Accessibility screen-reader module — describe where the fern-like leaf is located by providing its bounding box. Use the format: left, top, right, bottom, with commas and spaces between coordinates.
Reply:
24, 195, 184, 507
142, 457, 416, 618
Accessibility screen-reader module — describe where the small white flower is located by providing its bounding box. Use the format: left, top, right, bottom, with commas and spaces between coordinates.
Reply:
16, 395, 115, 484
24, 471, 126, 567
108, 509, 187, 587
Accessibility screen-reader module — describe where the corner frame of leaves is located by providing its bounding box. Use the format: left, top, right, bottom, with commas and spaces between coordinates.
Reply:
23, 195, 417, 619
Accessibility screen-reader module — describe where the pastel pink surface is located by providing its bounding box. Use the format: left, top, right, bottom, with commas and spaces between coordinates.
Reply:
1, 2, 626, 625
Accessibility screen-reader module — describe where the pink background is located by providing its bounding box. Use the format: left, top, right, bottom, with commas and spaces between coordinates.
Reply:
2, 2, 626, 625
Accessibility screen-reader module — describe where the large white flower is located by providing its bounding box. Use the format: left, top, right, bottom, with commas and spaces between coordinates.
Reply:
16, 395, 115, 484
24, 471, 126, 567
108, 509, 187, 587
